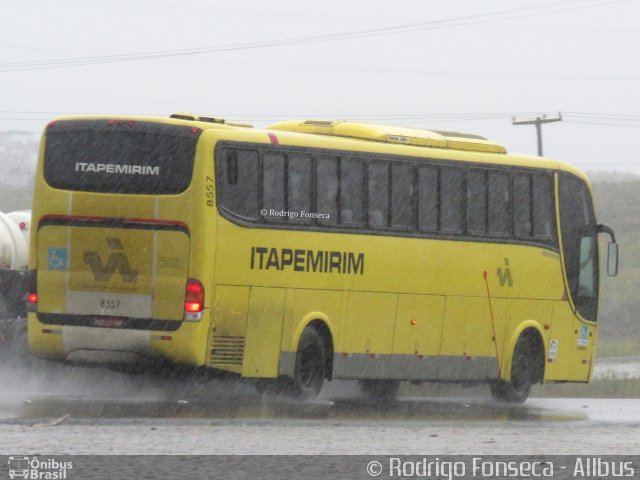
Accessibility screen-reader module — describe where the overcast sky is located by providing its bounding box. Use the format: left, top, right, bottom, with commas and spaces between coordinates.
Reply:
2, 0, 640, 175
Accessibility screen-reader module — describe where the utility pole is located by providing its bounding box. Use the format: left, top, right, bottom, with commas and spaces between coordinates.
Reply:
512, 112, 562, 156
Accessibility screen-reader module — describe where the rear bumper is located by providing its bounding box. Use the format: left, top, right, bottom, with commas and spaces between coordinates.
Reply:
27, 310, 210, 366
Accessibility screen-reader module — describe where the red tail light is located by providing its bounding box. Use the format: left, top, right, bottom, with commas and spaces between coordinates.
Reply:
27, 270, 37, 312
184, 278, 204, 313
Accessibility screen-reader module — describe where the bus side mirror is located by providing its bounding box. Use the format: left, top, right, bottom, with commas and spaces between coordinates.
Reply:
607, 242, 619, 277
596, 224, 618, 277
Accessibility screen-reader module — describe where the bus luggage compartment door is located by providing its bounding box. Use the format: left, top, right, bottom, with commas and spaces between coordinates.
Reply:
36, 222, 190, 326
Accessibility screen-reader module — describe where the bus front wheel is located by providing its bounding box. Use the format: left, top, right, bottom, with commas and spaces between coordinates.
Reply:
292, 327, 326, 399
490, 331, 542, 404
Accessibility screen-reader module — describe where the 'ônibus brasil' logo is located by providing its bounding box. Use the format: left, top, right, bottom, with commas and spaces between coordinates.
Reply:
83, 237, 138, 283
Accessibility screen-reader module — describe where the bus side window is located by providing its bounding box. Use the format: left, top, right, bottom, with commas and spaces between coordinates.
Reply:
288, 154, 313, 225
466, 169, 487, 235
316, 156, 339, 226
262, 152, 287, 223
226, 149, 238, 184
513, 173, 532, 238
340, 158, 365, 227
533, 174, 554, 240
418, 165, 438, 232
440, 166, 463, 234
368, 161, 389, 228
218, 148, 259, 221
391, 163, 415, 230
488, 171, 510, 237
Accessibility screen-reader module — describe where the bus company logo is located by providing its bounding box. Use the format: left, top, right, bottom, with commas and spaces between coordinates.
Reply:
75, 162, 160, 176
250, 246, 365, 275
83, 237, 138, 283
8, 456, 73, 479
497, 257, 513, 287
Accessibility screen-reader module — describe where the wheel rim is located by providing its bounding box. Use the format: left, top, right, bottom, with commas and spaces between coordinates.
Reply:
298, 343, 322, 389
512, 351, 532, 395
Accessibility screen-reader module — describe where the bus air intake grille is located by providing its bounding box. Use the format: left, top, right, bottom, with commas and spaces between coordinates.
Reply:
210, 336, 245, 365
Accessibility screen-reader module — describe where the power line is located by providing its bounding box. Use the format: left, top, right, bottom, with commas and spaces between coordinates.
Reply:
0, 0, 628, 73
0, 109, 579, 120
564, 120, 640, 127
0, 131, 39, 135
4, 110, 640, 129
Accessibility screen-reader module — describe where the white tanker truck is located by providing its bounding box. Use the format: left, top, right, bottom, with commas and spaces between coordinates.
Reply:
0, 210, 30, 271
0, 210, 30, 349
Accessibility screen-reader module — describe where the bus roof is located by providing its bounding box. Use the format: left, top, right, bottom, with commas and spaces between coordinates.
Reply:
265, 119, 590, 185
45, 114, 591, 186
268, 119, 507, 154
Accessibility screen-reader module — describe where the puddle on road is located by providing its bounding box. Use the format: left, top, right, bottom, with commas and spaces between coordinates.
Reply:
6, 395, 586, 423
0, 359, 588, 424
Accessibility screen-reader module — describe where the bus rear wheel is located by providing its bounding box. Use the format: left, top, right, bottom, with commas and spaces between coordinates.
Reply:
359, 379, 400, 403
490, 332, 541, 404
291, 328, 326, 399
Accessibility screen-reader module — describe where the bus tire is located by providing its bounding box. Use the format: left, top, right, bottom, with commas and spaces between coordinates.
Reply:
359, 379, 400, 403
490, 330, 543, 404
291, 327, 326, 399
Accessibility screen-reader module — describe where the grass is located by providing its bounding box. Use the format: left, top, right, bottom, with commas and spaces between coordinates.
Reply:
534, 375, 640, 398
399, 376, 640, 400
595, 339, 640, 358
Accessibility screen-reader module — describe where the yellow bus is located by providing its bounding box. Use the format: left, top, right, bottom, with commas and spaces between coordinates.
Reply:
27, 114, 618, 402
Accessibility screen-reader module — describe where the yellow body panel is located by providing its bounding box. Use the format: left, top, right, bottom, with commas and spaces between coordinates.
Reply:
344, 292, 397, 354
392, 294, 445, 356
150, 316, 209, 365
440, 297, 498, 357
28, 114, 601, 388
242, 287, 286, 377
36, 225, 189, 321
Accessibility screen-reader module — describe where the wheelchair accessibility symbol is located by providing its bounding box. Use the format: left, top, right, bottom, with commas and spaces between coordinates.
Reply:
47, 247, 68, 271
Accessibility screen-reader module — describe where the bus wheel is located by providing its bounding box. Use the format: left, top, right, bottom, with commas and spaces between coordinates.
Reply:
292, 328, 326, 399
490, 332, 541, 404
359, 379, 400, 403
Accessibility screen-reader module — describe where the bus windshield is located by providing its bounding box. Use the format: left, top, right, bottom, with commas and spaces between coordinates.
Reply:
559, 172, 599, 321
44, 120, 200, 195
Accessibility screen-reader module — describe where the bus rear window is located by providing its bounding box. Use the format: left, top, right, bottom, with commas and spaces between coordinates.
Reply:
44, 120, 200, 194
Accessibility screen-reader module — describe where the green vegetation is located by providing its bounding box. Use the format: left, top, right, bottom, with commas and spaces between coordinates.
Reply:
596, 339, 640, 358
534, 376, 640, 398
399, 373, 640, 399
590, 174, 640, 343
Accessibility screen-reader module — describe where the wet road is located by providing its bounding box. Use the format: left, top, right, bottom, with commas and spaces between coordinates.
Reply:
0, 358, 638, 455
594, 356, 640, 379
